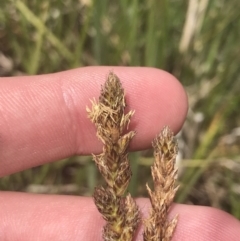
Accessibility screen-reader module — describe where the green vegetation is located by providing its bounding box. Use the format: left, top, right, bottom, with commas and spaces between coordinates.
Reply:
0, 0, 240, 219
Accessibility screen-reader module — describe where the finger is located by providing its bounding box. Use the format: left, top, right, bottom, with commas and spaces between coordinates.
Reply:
0, 192, 239, 241
0, 67, 188, 176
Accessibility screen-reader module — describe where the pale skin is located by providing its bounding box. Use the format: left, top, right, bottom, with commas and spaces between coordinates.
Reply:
0, 67, 239, 240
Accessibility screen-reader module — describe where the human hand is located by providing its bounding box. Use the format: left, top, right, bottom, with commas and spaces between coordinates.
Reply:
0, 67, 239, 240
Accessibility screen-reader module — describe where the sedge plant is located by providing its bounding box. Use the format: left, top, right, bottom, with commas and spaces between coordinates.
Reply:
87, 72, 178, 241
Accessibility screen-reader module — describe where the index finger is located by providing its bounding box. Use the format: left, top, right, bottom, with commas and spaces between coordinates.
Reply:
0, 67, 188, 176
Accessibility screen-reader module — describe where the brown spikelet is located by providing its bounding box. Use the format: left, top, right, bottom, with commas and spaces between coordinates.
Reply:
87, 72, 140, 241
143, 126, 179, 241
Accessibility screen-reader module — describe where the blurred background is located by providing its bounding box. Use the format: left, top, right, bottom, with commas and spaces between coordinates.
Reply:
0, 0, 240, 219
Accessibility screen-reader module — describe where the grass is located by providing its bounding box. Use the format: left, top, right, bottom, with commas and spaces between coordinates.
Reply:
0, 0, 240, 220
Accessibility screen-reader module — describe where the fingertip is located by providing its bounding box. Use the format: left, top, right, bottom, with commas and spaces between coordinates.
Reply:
0, 67, 188, 175
1, 193, 239, 241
